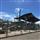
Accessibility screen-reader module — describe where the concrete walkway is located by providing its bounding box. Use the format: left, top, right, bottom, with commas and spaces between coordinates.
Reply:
0, 30, 40, 39
1, 32, 40, 40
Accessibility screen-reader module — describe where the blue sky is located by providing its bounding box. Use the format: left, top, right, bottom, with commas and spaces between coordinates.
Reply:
0, 0, 40, 21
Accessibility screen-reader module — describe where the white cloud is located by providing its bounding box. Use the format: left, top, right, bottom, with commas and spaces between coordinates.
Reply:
0, 12, 17, 22
15, 8, 21, 14
0, 12, 15, 22
0, 12, 11, 18
9, 17, 14, 22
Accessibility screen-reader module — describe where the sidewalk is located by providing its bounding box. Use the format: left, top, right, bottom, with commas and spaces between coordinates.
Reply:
0, 30, 40, 39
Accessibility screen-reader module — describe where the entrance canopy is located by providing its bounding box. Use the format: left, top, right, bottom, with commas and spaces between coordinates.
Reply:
15, 13, 40, 23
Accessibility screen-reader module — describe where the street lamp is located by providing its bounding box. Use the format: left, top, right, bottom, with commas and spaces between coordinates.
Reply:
15, 8, 21, 21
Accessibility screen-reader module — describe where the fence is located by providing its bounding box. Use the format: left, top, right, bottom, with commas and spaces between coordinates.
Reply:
0, 21, 40, 38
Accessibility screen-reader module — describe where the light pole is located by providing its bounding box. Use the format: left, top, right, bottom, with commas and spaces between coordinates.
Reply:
15, 8, 22, 30
5, 20, 9, 37
15, 8, 21, 22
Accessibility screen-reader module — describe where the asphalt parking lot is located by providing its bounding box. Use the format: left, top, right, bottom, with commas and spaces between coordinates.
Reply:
0, 32, 40, 40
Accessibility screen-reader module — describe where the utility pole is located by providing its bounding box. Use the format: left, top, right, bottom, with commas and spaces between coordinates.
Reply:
19, 9, 21, 22
6, 20, 9, 37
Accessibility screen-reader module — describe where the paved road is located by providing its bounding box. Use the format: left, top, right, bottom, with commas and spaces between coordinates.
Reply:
0, 32, 40, 40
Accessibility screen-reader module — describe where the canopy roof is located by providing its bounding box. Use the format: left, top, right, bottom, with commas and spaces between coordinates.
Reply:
15, 13, 40, 23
